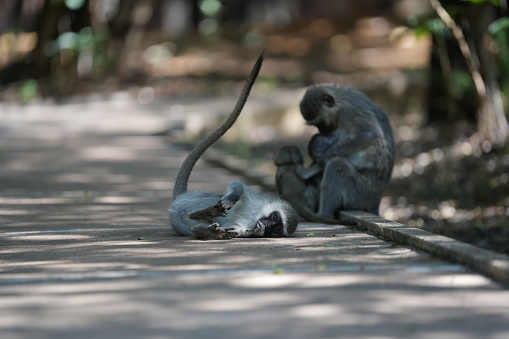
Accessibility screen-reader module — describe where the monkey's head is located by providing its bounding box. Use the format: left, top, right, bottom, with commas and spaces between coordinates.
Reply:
300, 84, 339, 135
300, 84, 366, 136
254, 197, 299, 237
273, 146, 303, 166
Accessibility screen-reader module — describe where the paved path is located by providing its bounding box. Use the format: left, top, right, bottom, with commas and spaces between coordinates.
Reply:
1, 95, 509, 339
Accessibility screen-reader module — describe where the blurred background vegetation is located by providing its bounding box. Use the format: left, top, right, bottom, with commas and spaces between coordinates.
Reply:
0, 0, 508, 254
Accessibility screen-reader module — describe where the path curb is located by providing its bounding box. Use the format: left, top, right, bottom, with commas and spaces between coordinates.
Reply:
341, 210, 509, 286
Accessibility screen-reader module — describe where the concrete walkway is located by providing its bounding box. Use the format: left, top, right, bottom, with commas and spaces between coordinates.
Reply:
1, 95, 509, 339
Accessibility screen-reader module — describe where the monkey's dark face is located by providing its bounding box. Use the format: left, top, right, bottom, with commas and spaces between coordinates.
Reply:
257, 199, 299, 237
300, 87, 337, 136
260, 211, 285, 237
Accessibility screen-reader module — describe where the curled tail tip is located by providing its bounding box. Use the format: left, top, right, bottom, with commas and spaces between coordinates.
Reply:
250, 52, 264, 79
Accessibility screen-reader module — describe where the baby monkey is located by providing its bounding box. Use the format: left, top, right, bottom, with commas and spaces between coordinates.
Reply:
169, 54, 299, 240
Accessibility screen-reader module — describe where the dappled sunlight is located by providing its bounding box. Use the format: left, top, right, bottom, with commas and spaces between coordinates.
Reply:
3, 222, 509, 338
151, 264, 235, 272
93, 196, 156, 204
79, 146, 144, 162
53, 173, 132, 185
6, 234, 91, 241
0, 260, 70, 269
0, 197, 79, 205
231, 274, 304, 289
299, 274, 368, 288
0, 208, 34, 216
103, 247, 225, 258
186, 292, 297, 312
416, 274, 494, 288
1, 222, 471, 288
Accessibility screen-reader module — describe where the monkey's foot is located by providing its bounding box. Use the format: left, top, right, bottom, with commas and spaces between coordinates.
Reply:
188, 203, 228, 223
218, 196, 236, 210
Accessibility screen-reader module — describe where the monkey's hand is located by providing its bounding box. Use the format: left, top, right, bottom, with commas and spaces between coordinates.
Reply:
191, 223, 237, 240
224, 224, 265, 238
223, 227, 242, 239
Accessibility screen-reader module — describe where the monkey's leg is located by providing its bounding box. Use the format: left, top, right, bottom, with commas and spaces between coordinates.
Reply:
219, 180, 245, 209
304, 185, 319, 212
317, 158, 371, 218
188, 202, 228, 223
276, 167, 325, 223
191, 222, 237, 240
276, 168, 308, 207
188, 180, 247, 222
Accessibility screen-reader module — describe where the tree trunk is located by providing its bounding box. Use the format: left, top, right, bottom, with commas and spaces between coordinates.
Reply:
468, 3, 509, 145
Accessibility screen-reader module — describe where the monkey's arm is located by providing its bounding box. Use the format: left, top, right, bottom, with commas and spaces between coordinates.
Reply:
225, 222, 265, 238
295, 164, 322, 180
274, 146, 323, 181
319, 130, 381, 163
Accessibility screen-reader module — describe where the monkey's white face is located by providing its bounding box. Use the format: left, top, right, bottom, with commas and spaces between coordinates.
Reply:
218, 191, 298, 238
261, 201, 299, 237
259, 211, 285, 237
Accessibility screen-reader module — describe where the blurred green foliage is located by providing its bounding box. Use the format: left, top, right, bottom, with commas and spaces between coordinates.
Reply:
18, 78, 38, 102
408, 0, 509, 115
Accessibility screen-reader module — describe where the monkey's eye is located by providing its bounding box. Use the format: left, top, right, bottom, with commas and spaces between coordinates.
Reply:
274, 224, 283, 232
270, 212, 281, 222
321, 94, 334, 107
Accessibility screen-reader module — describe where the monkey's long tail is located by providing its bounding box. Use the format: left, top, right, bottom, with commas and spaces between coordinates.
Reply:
172, 53, 264, 200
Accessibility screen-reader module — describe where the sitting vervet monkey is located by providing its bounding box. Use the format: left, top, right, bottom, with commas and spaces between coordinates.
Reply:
275, 85, 395, 220
169, 54, 299, 239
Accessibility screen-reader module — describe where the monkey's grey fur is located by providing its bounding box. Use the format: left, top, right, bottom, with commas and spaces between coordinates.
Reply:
275, 84, 395, 221
169, 54, 299, 239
